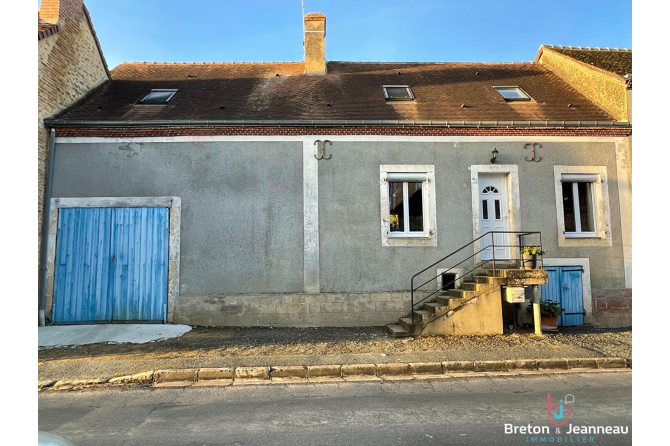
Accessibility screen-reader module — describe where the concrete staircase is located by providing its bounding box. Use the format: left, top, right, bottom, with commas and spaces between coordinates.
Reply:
386, 268, 548, 337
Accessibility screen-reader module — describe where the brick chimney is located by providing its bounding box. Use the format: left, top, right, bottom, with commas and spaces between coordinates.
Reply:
39, 0, 84, 23
304, 13, 326, 75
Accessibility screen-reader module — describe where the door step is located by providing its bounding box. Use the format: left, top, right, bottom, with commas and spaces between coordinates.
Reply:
386, 323, 411, 338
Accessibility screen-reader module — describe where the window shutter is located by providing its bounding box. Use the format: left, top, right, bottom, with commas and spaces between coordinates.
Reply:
561, 173, 598, 182
387, 173, 428, 182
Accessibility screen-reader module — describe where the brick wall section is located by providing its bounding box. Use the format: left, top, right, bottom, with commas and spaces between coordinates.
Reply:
538, 48, 629, 121
592, 288, 632, 328
177, 293, 410, 327
39, 0, 86, 22
52, 126, 632, 138
38, 1, 108, 260
38, 0, 61, 23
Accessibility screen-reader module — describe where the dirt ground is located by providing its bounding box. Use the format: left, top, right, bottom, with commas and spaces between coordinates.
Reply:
38, 325, 632, 362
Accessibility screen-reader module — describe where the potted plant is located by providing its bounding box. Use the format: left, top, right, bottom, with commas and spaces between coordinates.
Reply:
535, 300, 565, 332
520, 246, 545, 269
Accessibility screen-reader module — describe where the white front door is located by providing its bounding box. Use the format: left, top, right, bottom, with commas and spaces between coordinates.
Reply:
478, 174, 510, 261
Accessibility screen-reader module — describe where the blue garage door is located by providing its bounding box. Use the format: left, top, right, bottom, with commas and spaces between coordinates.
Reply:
541, 266, 584, 326
53, 207, 169, 323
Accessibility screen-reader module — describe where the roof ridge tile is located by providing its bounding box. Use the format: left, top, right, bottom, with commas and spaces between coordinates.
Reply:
542, 44, 631, 52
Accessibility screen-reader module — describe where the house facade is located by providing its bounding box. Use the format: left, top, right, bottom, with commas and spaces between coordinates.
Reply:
41, 14, 632, 329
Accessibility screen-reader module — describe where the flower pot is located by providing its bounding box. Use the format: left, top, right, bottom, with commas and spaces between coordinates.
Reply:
541, 315, 559, 332
522, 254, 537, 269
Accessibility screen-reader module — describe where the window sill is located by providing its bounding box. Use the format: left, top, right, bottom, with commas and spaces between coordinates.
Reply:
388, 233, 430, 239
564, 233, 603, 239
383, 233, 436, 247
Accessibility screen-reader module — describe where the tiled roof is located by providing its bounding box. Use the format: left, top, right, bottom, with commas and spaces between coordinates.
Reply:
54, 61, 616, 123
542, 46, 632, 78
38, 22, 60, 40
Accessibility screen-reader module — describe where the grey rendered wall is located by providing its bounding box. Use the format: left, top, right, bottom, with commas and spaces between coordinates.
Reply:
318, 140, 624, 293
50, 137, 627, 327
51, 141, 304, 295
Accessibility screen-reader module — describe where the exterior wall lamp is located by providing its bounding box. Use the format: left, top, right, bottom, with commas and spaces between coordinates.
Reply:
490, 148, 499, 164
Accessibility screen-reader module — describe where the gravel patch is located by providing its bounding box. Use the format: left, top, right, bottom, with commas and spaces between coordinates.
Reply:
38, 325, 631, 363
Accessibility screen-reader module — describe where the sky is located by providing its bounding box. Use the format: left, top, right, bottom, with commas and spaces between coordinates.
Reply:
77, 1, 632, 70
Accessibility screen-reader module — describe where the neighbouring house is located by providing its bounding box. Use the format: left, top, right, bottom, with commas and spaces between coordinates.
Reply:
38, 0, 109, 319
535, 45, 632, 123
535, 45, 632, 180
41, 13, 632, 332
536, 45, 633, 326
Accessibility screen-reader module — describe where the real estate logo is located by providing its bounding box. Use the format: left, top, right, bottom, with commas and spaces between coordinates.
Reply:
546, 393, 574, 426
504, 392, 629, 442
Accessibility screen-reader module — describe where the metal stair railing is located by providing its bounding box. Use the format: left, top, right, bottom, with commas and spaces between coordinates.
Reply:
410, 231, 543, 323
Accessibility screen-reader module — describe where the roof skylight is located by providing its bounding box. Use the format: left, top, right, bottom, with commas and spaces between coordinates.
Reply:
493, 86, 531, 101
139, 89, 178, 104
383, 85, 415, 101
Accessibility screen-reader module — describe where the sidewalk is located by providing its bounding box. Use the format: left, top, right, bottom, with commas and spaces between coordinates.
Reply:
38, 326, 631, 383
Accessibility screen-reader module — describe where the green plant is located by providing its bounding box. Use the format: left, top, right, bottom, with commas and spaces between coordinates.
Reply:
539, 300, 565, 317
525, 300, 565, 317
520, 246, 546, 256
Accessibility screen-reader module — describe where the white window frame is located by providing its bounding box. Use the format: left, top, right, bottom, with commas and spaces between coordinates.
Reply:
554, 166, 612, 247
380, 165, 437, 247
492, 86, 532, 101
382, 85, 415, 101
139, 89, 178, 104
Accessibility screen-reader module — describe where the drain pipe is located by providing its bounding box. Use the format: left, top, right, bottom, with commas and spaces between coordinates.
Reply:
38, 128, 56, 326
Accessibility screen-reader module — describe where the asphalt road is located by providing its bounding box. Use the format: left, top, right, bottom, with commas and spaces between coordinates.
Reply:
39, 371, 632, 446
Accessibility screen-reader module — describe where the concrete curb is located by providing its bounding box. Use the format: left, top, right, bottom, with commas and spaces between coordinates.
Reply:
38, 357, 632, 391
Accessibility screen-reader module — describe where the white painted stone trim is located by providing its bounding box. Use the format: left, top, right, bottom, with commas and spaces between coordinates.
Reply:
542, 258, 593, 324
54, 196, 174, 208
45, 196, 181, 324
379, 164, 437, 247
553, 166, 612, 247
470, 165, 521, 262
303, 141, 320, 293
615, 140, 632, 288
436, 268, 466, 290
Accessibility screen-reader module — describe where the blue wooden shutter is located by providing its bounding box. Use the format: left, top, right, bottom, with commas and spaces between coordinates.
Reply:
109, 207, 169, 322
53, 208, 113, 323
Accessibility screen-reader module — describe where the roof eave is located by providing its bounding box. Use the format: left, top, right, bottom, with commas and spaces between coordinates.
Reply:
38, 23, 60, 41
43, 119, 632, 129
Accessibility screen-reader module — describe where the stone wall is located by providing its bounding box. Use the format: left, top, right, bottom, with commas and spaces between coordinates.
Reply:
592, 289, 632, 328
38, 2, 108, 259
538, 48, 628, 121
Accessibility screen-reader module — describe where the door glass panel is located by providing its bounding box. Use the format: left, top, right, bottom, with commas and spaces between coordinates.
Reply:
562, 182, 576, 232
388, 182, 404, 232
408, 182, 423, 231
482, 200, 488, 220
577, 182, 594, 232
494, 199, 501, 220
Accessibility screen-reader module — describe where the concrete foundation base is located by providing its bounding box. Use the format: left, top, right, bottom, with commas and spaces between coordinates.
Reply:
419, 287, 504, 336
177, 292, 411, 327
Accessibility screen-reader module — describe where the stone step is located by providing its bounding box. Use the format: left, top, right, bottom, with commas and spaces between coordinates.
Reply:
474, 275, 497, 284
399, 317, 416, 331
413, 309, 434, 322
415, 309, 432, 316
460, 281, 487, 291
436, 295, 463, 306
448, 289, 476, 299
386, 323, 411, 338
423, 302, 449, 315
